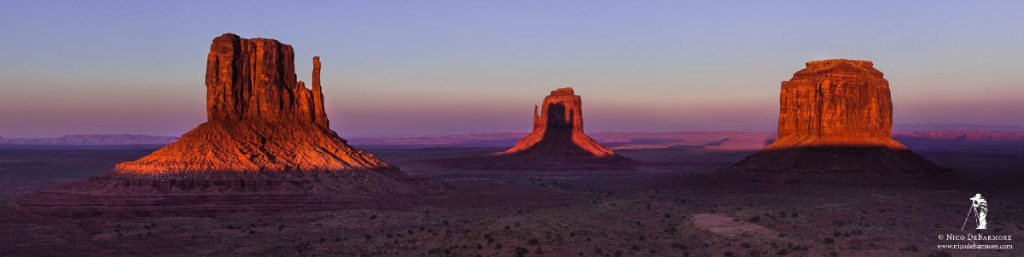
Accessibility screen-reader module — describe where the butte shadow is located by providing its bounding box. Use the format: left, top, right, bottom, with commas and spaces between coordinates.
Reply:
728, 59, 952, 179
437, 87, 636, 171
14, 33, 446, 217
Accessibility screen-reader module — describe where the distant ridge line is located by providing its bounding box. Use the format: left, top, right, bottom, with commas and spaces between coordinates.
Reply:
0, 134, 179, 146
895, 123, 1023, 131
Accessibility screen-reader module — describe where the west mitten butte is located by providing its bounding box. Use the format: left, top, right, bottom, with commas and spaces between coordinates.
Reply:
115, 34, 390, 174
14, 34, 443, 217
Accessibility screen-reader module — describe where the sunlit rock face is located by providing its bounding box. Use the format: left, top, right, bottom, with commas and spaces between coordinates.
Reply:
114, 33, 391, 175
204, 34, 329, 125
500, 87, 617, 158
15, 34, 442, 217
731, 60, 950, 175
770, 59, 905, 150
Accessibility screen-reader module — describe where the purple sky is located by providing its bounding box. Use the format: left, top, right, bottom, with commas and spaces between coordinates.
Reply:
1, 1, 1022, 137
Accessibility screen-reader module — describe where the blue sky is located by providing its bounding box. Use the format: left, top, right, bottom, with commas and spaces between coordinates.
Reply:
1, 1, 1022, 137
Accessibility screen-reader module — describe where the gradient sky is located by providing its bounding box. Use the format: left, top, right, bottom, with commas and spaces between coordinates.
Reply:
2, 1, 1022, 137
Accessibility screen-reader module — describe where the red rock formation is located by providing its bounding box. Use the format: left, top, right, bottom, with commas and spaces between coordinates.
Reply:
434, 88, 631, 171
114, 33, 389, 175
731, 59, 949, 175
204, 34, 328, 126
769, 59, 904, 150
500, 87, 617, 158
15, 33, 443, 217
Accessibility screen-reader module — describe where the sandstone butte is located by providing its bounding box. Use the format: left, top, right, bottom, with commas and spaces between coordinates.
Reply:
768, 59, 905, 150
499, 87, 618, 158
15, 34, 439, 217
731, 59, 950, 175
114, 33, 392, 175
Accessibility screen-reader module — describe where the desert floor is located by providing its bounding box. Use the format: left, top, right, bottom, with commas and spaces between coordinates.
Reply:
0, 141, 1021, 257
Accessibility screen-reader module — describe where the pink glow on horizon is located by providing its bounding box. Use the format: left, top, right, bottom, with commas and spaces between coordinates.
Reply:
1, 1, 1022, 137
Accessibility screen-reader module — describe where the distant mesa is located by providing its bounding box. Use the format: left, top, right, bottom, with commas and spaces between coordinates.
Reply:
438, 87, 633, 171
729, 59, 951, 176
0, 134, 178, 146
894, 130, 1024, 144
895, 123, 1024, 132
15, 33, 442, 217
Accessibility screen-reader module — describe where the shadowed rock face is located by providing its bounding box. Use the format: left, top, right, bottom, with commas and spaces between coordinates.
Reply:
732, 59, 950, 175
501, 87, 617, 158
115, 33, 390, 175
433, 87, 631, 171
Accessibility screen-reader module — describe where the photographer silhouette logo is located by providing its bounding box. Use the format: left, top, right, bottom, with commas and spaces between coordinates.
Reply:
962, 193, 988, 230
